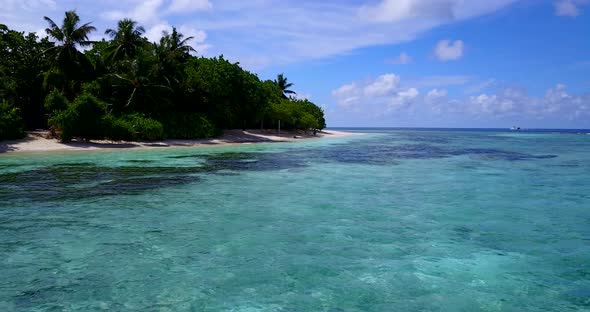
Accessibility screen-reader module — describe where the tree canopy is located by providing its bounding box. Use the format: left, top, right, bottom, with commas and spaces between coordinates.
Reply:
0, 10, 326, 142
43, 11, 96, 78
104, 19, 147, 61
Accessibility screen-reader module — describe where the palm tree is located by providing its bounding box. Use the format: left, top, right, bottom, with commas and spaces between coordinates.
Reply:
273, 73, 296, 98
159, 27, 195, 56
152, 28, 194, 87
43, 10, 96, 68
43, 10, 96, 98
110, 59, 172, 114
104, 19, 147, 61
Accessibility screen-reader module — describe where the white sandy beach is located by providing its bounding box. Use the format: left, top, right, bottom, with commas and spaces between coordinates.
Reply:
0, 129, 361, 153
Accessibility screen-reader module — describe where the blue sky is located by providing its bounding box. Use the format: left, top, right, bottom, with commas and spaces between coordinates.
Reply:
3, 0, 590, 128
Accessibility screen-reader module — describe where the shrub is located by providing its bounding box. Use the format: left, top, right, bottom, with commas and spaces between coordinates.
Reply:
119, 114, 164, 141
48, 92, 107, 142
103, 114, 164, 141
0, 100, 26, 140
72, 93, 107, 140
81, 81, 102, 96
160, 112, 221, 139
102, 114, 133, 141
44, 89, 69, 114
48, 107, 77, 142
42, 68, 66, 92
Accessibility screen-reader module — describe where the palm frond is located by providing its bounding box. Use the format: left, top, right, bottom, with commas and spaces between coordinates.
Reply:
43, 16, 60, 32
73, 23, 97, 41
43, 16, 64, 41
105, 28, 116, 37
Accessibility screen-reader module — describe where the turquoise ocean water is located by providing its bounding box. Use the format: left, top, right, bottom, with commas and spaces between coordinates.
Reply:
1, 129, 589, 311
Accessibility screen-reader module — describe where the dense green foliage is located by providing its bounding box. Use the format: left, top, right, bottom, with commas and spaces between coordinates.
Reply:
44, 88, 70, 113
48, 93, 107, 141
0, 25, 53, 128
0, 10, 326, 142
104, 114, 164, 141
160, 113, 221, 139
0, 100, 25, 140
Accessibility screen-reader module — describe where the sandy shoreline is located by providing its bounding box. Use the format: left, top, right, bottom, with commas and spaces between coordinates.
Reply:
0, 129, 362, 154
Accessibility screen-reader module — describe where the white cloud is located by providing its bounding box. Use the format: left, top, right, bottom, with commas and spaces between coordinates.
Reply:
359, 0, 453, 23
143, 23, 209, 55
0, 0, 518, 67
425, 89, 449, 114
461, 84, 590, 120
178, 25, 211, 55
464, 78, 498, 94
389, 87, 419, 111
542, 84, 571, 114
555, 0, 580, 16
387, 52, 412, 64
145, 23, 171, 43
179, 26, 207, 43
434, 39, 465, 61
331, 75, 590, 126
135, 0, 164, 22
168, 0, 212, 13
332, 83, 360, 109
364, 74, 400, 97
399, 87, 420, 98
0, 0, 58, 33
464, 87, 528, 117
192, 0, 515, 66
469, 94, 511, 115
103, 0, 164, 24
332, 73, 420, 114
332, 83, 357, 98
410, 75, 472, 88
426, 88, 448, 103
357, 0, 517, 23
1, 0, 56, 11
555, 0, 590, 17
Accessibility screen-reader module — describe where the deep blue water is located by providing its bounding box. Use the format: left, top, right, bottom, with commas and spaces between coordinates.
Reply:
1, 129, 589, 311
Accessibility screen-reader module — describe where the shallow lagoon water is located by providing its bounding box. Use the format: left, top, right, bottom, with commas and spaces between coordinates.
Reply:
1, 129, 589, 311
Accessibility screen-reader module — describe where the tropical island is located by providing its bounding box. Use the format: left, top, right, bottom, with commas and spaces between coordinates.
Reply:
0, 10, 327, 146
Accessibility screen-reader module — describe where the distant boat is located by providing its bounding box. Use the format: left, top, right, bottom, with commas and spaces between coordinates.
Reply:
510, 126, 521, 131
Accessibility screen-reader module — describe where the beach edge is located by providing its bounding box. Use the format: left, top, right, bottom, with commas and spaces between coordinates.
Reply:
0, 129, 363, 154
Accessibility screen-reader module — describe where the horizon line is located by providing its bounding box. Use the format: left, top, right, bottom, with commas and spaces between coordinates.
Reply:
326, 127, 590, 131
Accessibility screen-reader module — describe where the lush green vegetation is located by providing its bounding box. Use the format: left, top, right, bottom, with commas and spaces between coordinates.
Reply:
0, 11, 326, 142
0, 100, 25, 140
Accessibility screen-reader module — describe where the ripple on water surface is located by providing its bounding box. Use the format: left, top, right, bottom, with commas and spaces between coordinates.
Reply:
0, 129, 589, 311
